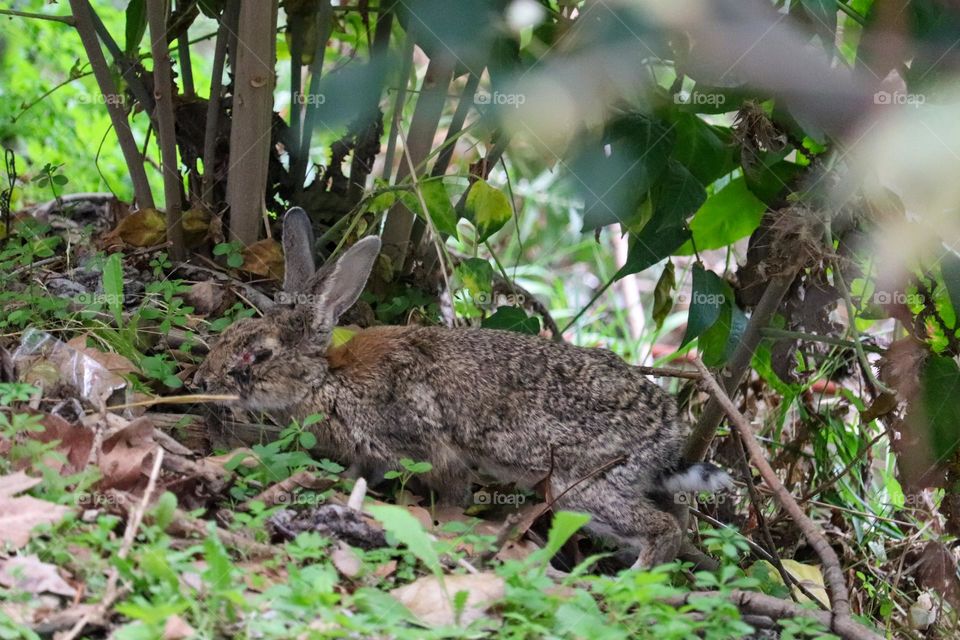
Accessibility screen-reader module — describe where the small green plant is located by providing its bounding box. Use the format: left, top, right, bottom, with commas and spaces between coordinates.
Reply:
383, 457, 434, 497
30, 162, 68, 206
213, 241, 244, 268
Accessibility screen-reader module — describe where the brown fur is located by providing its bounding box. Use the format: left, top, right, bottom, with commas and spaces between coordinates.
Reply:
194, 225, 732, 568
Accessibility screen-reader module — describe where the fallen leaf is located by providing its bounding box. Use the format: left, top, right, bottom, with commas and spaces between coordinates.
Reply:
0, 472, 71, 549
163, 614, 196, 640
108, 208, 167, 247
32, 413, 94, 473
100, 416, 158, 490
331, 541, 363, 578
241, 239, 284, 281
390, 572, 505, 627
0, 554, 76, 597
186, 281, 227, 316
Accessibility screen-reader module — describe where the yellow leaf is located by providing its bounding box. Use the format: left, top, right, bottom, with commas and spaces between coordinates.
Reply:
240, 239, 284, 281
112, 208, 166, 247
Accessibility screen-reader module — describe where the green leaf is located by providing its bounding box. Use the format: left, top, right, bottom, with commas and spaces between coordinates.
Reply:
151, 491, 178, 530
911, 355, 960, 463
202, 531, 234, 591
650, 159, 706, 222
670, 113, 737, 185
102, 252, 125, 324
744, 156, 803, 205
298, 431, 317, 449
699, 299, 747, 366
572, 114, 674, 231
527, 511, 590, 568
940, 252, 960, 329
680, 265, 728, 348
465, 179, 512, 242
368, 504, 443, 576
124, 0, 148, 55
652, 260, 676, 330
454, 258, 494, 296
676, 176, 767, 255
227, 253, 243, 268
481, 306, 541, 334
414, 180, 459, 238
799, 0, 838, 47
52, 174, 69, 186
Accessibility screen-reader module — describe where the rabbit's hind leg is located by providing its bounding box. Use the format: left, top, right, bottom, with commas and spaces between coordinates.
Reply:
555, 478, 683, 569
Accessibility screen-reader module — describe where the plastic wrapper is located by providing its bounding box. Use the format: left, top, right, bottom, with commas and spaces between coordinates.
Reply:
12, 328, 128, 411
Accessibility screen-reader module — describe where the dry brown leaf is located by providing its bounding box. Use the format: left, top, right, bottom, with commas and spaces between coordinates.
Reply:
33, 413, 94, 473
107, 208, 167, 247
241, 239, 284, 281
390, 572, 505, 627
163, 614, 196, 640
0, 554, 76, 597
0, 472, 71, 549
99, 416, 158, 490
186, 281, 227, 316
331, 541, 363, 578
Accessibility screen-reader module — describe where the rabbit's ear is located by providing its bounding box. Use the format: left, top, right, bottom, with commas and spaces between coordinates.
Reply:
282, 207, 316, 294
311, 236, 381, 336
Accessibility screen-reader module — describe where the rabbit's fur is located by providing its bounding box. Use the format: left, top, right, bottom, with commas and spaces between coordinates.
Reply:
195, 208, 732, 567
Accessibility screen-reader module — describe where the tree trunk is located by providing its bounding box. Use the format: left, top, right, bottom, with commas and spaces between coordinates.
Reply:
68, 0, 154, 210
147, 0, 185, 260
225, 0, 278, 245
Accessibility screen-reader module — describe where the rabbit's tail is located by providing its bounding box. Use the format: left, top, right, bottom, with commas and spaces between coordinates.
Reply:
657, 462, 734, 494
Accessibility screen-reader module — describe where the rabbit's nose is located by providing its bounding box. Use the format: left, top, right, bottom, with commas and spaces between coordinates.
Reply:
194, 377, 207, 392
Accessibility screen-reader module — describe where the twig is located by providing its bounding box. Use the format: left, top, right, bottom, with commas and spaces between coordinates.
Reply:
62, 449, 165, 640
147, 0, 186, 260
662, 590, 882, 640
107, 393, 239, 410
636, 365, 701, 380
0, 8, 75, 25
240, 470, 336, 511
684, 270, 798, 462
691, 358, 856, 634
200, 0, 234, 210
68, 0, 154, 209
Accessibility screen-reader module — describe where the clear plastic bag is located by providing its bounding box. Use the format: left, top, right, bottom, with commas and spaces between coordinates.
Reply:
13, 328, 128, 411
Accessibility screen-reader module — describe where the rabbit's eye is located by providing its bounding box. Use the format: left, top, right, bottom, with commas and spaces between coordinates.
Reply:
241, 348, 273, 365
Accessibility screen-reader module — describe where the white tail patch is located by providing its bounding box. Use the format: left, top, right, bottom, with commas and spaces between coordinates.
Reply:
661, 463, 734, 494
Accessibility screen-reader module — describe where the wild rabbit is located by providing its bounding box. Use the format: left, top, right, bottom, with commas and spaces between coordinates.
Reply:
194, 208, 733, 567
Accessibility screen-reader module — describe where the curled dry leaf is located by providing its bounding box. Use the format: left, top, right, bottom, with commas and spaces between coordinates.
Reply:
99, 416, 158, 490
0, 554, 76, 598
33, 413, 94, 473
240, 239, 285, 281
390, 572, 505, 627
0, 472, 71, 549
